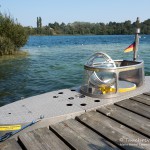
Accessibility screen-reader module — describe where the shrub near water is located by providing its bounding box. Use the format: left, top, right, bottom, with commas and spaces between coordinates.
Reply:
0, 13, 28, 56
0, 36, 15, 55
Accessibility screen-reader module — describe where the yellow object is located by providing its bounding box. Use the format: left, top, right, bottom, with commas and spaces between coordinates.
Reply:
100, 86, 115, 94
0, 125, 21, 131
118, 84, 136, 93
100, 84, 136, 94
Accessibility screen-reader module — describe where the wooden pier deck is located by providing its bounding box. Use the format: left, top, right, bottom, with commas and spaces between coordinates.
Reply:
0, 92, 150, 150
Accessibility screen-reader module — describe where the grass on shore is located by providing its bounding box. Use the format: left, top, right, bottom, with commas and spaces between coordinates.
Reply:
0, 50, 29, 62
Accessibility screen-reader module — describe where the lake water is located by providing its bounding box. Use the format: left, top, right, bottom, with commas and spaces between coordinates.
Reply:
0, 35, 150, 106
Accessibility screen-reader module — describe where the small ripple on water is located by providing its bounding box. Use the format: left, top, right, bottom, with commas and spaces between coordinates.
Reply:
0, 35, 150, 106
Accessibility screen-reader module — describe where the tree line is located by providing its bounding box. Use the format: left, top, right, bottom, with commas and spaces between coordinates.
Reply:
25, 18, 150, 35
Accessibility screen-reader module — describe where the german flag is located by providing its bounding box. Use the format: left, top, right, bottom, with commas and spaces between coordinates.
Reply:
124, 42, 135, 53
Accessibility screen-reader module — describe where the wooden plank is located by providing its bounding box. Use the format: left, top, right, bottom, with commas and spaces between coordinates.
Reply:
77, 111, 150, 150
144, 92, 150, 96
97, 105, 150, 137
115, 99, 150, 119
130, 94, 150, 106
0, 139, 22, 150
19, 127, 70, 150
50, 119, 120, 150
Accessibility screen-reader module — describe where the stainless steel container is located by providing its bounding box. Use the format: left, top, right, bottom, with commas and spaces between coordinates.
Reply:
80, 52, 144, 98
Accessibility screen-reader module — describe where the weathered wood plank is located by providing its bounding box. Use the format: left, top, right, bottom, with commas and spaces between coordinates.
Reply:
144, 92, 150, 96
97, 105, 150, 137
19, 127, 70, 150
115, 99, 150, 119
77, 111, 150, 150
137, 94, 150, 101
0, 139, 22, 150
50, 119, 119, 150
130, 94, 150, 106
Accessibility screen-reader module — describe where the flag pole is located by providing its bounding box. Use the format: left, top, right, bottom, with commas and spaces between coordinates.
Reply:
133, 17, 140, 61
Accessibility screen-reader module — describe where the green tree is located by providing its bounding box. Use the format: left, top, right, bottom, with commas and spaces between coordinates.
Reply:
37, 17, 39, 34
39, 17, 42, 34
39, 17, 42, 28
0, 13, 28, 56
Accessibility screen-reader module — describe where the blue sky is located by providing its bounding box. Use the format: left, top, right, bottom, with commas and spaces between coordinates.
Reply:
0, 0, 150, 27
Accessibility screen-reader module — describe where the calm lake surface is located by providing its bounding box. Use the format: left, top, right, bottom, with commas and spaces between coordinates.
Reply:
0, 35, 150, 106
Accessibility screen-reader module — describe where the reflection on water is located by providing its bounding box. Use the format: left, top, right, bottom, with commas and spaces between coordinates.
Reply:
0, 35, 150, 106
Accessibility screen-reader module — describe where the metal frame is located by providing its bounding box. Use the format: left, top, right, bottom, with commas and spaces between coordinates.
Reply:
80, 60, 144, 98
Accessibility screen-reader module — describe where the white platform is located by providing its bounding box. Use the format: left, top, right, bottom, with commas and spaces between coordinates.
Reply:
0, 76, 150, 125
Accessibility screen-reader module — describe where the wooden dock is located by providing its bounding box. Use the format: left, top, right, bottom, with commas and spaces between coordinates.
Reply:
0, 92, 150, 150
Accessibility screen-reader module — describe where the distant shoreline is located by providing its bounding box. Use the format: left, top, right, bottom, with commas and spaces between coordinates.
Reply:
25, 19, 150, 36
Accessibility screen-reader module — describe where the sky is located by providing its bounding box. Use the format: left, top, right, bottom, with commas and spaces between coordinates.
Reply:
0, 0, 150, 27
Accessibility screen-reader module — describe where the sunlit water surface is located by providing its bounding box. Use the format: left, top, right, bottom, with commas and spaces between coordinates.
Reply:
0, 35, 150, 106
